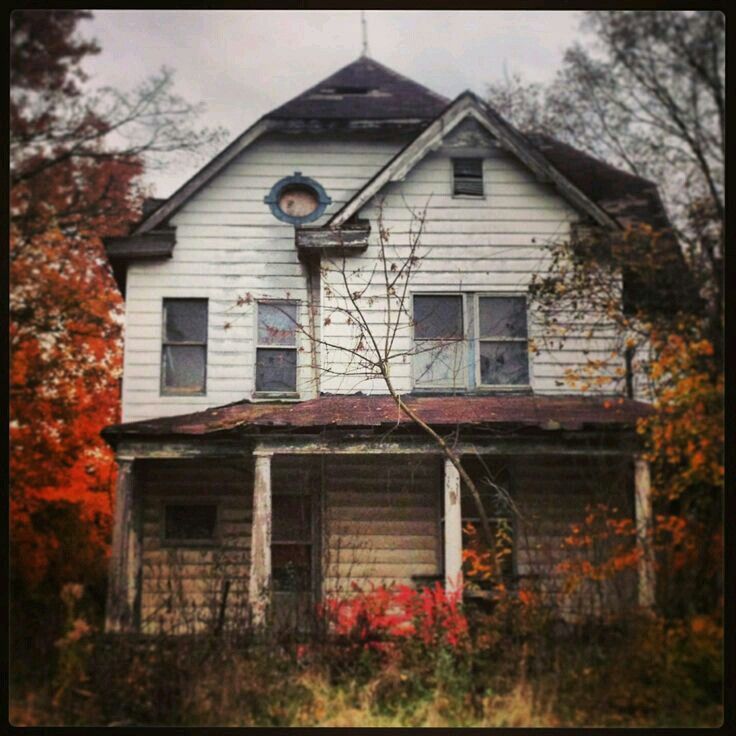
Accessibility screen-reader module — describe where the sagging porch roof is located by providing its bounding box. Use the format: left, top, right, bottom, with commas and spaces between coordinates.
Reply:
102, 394, 652, 445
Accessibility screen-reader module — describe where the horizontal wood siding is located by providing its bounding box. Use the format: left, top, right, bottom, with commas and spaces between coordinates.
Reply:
138, 459, 252, 634
320, 136, 626, 396
122, 133, 407, 421
323, 455, 442, 595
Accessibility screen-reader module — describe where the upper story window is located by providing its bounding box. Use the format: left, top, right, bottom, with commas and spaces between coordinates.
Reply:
161, 298, 207, 395
478, 296, 529, 386
256, 301, 298, 394
412, 294, 529, 391
413, 295, 467, 389
452, 158, 484, 197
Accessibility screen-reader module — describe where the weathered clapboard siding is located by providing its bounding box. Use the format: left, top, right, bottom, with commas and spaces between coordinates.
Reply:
137, 459, 252, 634
122, 133, 408, 422
322, 455, 442, 594
320, 133, 625, 396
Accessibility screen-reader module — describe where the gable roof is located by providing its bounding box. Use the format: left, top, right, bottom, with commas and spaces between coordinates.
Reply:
113, 57, 675, 261
266, 56, 450, 121
327, 91, 619, 229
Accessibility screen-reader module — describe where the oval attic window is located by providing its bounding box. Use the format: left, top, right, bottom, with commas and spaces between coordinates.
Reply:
264, 172, 332, 225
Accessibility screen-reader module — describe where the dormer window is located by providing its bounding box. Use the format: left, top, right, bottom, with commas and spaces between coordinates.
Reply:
453, 158, 484, 197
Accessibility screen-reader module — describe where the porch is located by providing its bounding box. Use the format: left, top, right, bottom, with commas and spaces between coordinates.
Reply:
102, 395, 655, 634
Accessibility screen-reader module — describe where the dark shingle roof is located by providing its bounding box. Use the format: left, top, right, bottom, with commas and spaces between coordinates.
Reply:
266, 56, 450, 121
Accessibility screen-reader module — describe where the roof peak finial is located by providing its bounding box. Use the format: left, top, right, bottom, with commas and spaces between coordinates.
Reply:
360, 10, 369, 58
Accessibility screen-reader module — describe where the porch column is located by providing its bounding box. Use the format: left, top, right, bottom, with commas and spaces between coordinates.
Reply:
634, 455, 656, 608
249, 451, 273, 627
105, 458, 141, 632
444, 458, 463, 593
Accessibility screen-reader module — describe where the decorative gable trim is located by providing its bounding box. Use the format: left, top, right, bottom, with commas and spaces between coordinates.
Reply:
328, 92, 620, 230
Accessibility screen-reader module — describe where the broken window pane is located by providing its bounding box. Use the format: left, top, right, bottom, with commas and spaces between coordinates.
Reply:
413, 340, 466, 388
256, 348, 297, 392
164, 504, 217, 541
258, 302, 298, 346
414, 295, 463, 339
163, 345, 206, 392
479, 341, 529, 385
479, 297, 527, 338
164, 299, 208, 342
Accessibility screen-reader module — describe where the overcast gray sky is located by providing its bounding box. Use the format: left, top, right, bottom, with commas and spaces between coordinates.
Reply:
82, 10, 583, 197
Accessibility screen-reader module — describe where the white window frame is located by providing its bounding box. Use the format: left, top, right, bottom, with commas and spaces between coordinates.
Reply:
254, 299, 300, 398
160, 298, 208, 397
411, 292, 469, 391
474, 292, 531, 391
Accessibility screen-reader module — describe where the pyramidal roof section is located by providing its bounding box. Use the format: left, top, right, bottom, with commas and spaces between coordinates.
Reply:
266, 56, 450, 121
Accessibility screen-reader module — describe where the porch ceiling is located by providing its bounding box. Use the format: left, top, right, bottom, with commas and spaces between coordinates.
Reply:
102, 394, 652, 443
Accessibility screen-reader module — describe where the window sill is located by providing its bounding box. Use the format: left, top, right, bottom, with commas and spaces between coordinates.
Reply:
160, 389, 207, 397
451, 194, 486, 200
252, 391, 301, 401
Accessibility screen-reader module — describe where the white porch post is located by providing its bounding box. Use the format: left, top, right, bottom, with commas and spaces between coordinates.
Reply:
444, 458, 463, 593
634, 455, 656, 608
249, 451, 273, 627
105, 458, 140, 632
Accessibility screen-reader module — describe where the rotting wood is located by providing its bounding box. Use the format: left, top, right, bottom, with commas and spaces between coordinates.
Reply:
296, 220, 371, 252
248, 453, 272, 627
252, 436, 637, 457
105, 459, 138, 632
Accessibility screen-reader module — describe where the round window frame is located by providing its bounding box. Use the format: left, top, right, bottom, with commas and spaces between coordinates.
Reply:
264, 172, 332, 225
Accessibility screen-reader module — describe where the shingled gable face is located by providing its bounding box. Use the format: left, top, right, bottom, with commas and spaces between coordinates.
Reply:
101, 56, 663, 635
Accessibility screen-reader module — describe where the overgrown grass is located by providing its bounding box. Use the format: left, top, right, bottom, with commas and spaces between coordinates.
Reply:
10, 592, 723, 727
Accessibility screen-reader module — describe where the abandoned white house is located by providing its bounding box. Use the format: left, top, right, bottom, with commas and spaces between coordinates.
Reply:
101, 56, 684, 634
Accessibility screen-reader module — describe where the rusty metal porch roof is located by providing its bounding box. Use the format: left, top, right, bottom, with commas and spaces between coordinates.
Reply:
102, 394, 652, 443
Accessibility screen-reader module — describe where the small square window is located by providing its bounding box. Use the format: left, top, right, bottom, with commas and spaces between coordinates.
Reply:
164, 504, 218, 543
453, 158, 484, 197
161, 299, 207, 394
256, 302, 298, 393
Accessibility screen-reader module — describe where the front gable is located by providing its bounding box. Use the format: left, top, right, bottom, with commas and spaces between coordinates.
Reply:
328, 93, 619, 231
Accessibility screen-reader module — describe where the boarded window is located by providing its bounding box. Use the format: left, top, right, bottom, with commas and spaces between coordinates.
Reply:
453, 158, 484, 197
256, 302, 298, 392
478, 296, 529, 386
413, 295, 466, 389
164, 504, 218, 543
162, 299, 207, 394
